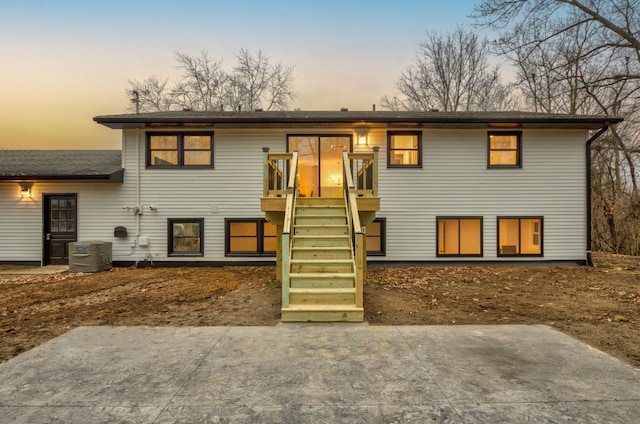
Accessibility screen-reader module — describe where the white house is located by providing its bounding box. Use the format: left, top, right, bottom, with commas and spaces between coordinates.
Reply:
0, 110, 620, 320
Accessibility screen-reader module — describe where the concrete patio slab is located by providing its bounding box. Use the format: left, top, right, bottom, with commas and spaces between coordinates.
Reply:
0, 324, 638, 423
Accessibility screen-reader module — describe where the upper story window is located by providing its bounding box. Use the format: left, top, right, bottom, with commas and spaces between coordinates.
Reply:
488, 131, 521, 168
147, 133, 214, 168
387, 131, 422, 168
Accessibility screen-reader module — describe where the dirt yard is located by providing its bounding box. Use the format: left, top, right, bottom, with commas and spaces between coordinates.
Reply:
1, 252, 638, 367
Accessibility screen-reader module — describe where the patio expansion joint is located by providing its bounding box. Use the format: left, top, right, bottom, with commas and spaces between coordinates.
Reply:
392, 325, 465, 422
150, 327, 232, 424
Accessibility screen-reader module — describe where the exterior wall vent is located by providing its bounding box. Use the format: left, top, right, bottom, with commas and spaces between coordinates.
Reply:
114, 226, 128, 238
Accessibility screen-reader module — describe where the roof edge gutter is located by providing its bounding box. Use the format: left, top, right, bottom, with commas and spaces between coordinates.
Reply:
0, 170, 125, 182
585, 122, 610, 266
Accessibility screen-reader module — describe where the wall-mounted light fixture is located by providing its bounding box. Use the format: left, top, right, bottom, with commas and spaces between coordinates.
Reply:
354, 126, 371, 146
19, 182, 33, 198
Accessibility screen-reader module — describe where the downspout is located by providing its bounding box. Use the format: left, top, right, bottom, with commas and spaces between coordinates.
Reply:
136, 128, 141, 246
585, 122, 609, 266
121, 128, 142, 258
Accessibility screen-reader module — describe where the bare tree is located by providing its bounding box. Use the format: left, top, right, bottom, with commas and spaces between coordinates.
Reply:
474, 0, 640, 79
126, 76, 174, 112
127, 49, 296, 112
170, 51, 227, 112
475, 0, 640, 255
381, 27, 519, 111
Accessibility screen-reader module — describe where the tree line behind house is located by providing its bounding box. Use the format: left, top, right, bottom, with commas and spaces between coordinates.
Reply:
127, 0, 640, 256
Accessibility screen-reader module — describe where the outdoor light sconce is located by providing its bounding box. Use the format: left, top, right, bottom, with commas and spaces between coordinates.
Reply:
19, 183, 33, 198
355, 126, 370, 146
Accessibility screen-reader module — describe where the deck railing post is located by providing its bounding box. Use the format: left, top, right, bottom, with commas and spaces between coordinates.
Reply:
275, 225, 282, 282
282, 232, 290, 307
355, 232, 364, 308
262, 147, 270, 197
372, 146, 379, 197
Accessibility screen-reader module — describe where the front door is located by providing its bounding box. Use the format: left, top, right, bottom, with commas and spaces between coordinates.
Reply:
43, 194, 77, 265
288, 135, 352, 197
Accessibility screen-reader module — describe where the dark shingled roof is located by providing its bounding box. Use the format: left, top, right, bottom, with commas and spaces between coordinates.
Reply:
0, 150, 124, 182
94, 110, 622, 130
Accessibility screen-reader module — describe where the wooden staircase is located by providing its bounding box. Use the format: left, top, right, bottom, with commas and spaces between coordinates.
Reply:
281, 197, 364, 322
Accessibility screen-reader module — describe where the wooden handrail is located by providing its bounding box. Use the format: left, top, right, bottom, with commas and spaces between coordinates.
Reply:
281, 151, 298, 307
343, 151, 363, 308
282, 151, 298, 234
343, 151, 363, 231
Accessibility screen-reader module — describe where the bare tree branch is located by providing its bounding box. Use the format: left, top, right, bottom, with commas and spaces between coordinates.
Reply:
126, 49, 296, 112
381, 27, 519, 111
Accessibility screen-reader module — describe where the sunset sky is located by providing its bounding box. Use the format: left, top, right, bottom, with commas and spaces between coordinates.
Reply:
1, 0, 485, 150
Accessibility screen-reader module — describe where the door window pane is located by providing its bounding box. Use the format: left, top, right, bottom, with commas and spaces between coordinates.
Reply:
289, 136, 319, 197
320, 137, 347, 198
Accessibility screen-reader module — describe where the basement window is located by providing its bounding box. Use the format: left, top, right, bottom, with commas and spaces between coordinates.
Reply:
437, 217, 483, 257
365, 218, 386, 256
168, 218, 204, 256
498, 217, 543, 256
225, 219, 276, 257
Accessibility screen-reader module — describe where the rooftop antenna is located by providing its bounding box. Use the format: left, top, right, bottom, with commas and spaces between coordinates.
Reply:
131, 90, 140, 114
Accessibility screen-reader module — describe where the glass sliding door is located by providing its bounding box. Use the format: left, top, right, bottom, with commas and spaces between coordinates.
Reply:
288, 135, 351, 197
288, 136, 318, 197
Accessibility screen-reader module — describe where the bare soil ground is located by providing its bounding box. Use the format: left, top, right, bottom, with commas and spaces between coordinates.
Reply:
1, 252, 638, 367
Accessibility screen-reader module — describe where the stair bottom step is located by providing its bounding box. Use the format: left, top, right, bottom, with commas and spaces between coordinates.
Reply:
281, 306, 364, 322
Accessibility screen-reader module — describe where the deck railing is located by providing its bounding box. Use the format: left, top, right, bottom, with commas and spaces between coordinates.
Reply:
343, 151, 364, 309
263, 148, 293, 198
347, 146, 379, 197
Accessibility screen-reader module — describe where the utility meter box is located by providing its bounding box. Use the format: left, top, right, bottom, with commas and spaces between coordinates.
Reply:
69, 240, 112, 273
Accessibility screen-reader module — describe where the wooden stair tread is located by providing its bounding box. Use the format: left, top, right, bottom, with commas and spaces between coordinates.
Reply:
289, 287, 355, 294
294, 235, 349, 239
282, 194, 361, 322
290, 272, 354, 278
291, 259, 353, 263
282, 305, 363, 311
292, 246, 351, 250
294, 224, 348, 228
296, 204, 345, 207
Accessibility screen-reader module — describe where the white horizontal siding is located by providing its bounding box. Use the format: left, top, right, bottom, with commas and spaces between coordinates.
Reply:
122, 128, 289, 262
370, 128, 587, 261
0, 126, 588, 264
0, 184, 43, 261
0, 181, 128, 262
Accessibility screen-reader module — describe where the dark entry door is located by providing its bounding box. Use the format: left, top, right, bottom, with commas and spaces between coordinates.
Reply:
44, 194, 77, 265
